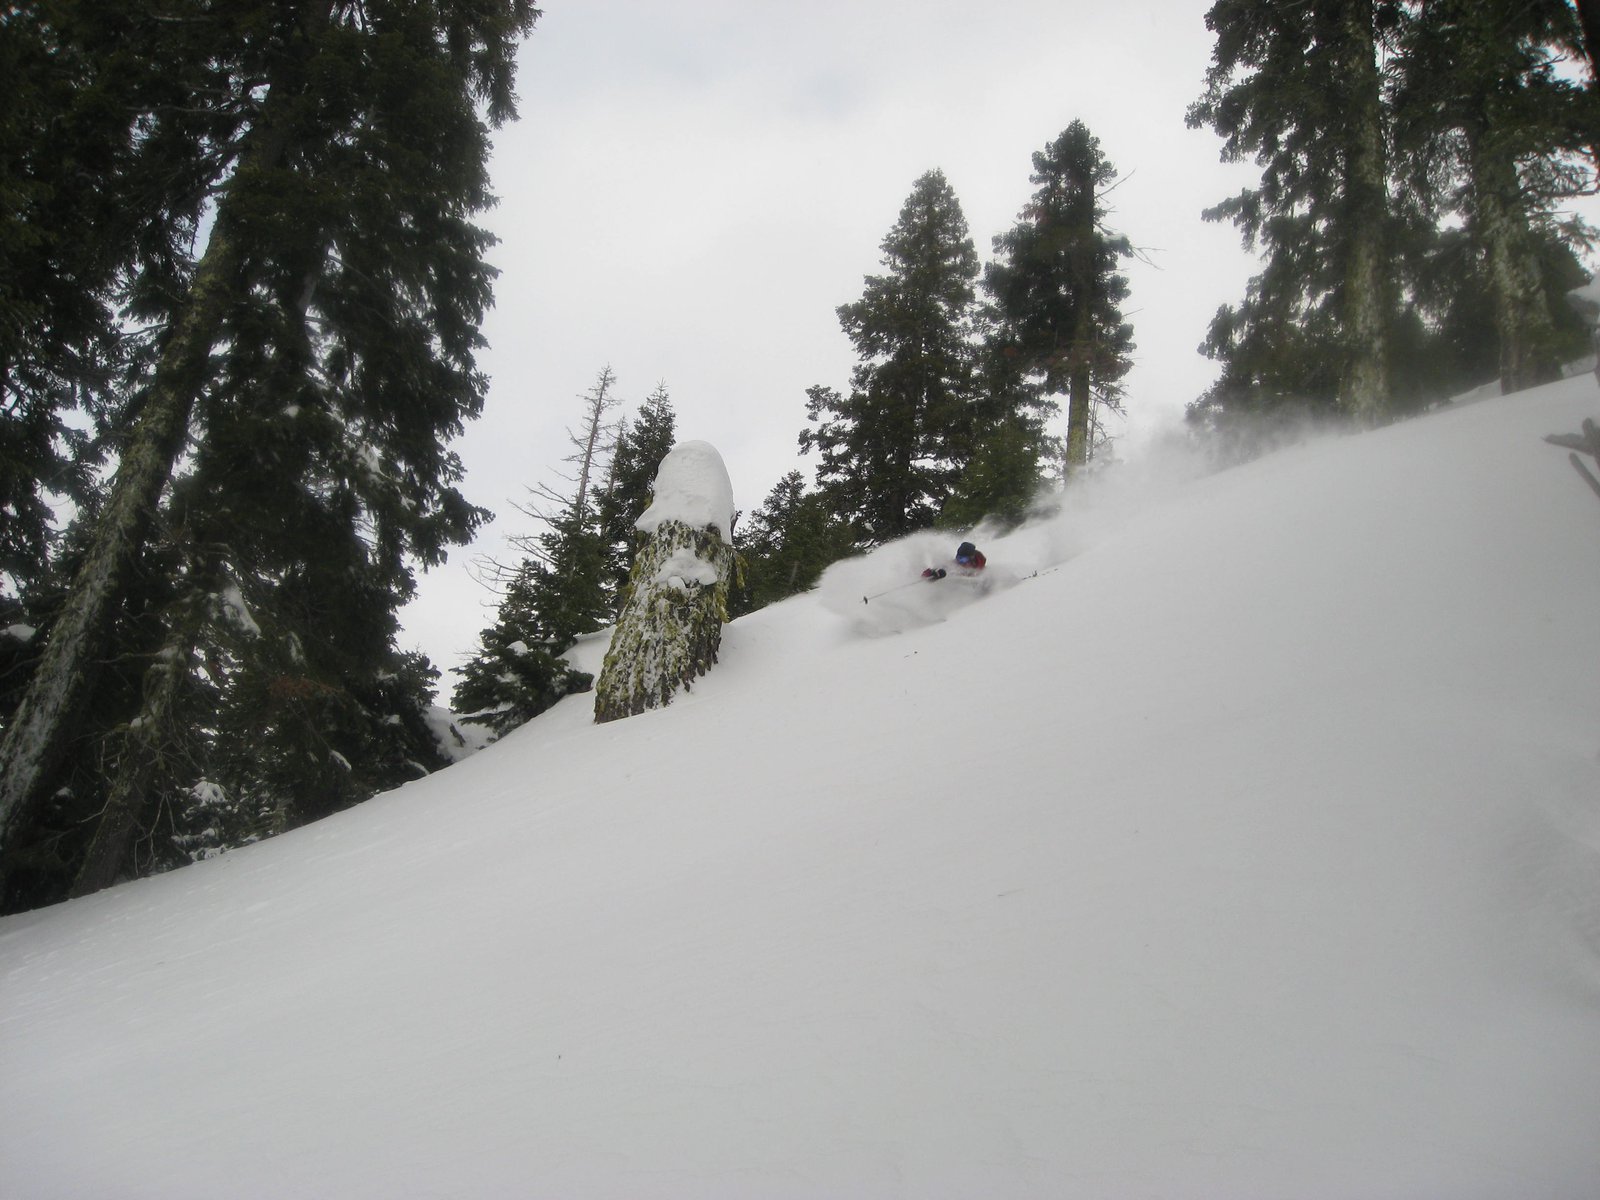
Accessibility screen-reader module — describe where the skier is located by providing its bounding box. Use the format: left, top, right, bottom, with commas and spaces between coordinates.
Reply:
922, 541, 986, 581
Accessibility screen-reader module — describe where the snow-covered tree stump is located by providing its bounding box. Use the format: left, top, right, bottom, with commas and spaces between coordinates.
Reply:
594, 441, 735, 724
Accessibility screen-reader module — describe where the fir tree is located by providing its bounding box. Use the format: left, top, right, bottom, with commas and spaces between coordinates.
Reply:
599, 382, 677, 608
0, 0, 540, 905
549, 366, 622, 521
505, 367, 622, 651
935, 306, 1056, 527
454, 369, 625, 739
0, 1, 247, 603
732, 471, 857, 616
451, 556, 592, 739
984, 122, 1135, 478
519, 508, 614, 655
800, 169, 980, 543
1391, 0, 1596, 393
940, 415, 1051, 530
1188, 0, 1398, 422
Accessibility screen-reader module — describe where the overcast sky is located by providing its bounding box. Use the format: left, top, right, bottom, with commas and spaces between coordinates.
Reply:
395, 0, 1288, 677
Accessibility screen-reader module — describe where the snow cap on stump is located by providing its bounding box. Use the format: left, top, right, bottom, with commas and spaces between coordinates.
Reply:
636, 440, 735, 541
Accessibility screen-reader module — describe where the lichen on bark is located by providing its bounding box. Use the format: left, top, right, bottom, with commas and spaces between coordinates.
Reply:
594, 519, 732, 724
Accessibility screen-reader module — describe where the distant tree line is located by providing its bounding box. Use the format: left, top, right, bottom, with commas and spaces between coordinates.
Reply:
0, 0, 539, 912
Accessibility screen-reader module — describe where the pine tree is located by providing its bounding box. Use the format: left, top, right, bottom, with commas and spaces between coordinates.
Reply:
599, 382, 677, 608
1392, 0, 1596, 393
985, 122, 1135, 478
0, 2, 249, 604
505, 367, 622, 649
732, 471, 857, 615
940, 415, 1051, 530
1188, 0, 1397, 423
454, 369, 624, 738
800, 169, 979, 543
451, 555, 593, 739
519, 509, 613, 655
548, 367, 622, 520
0, 0, 540, 904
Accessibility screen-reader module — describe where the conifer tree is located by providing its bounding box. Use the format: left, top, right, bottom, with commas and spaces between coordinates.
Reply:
940, 415, 1052, 530
732, 471, 857, 615
0, 1, 251, 603
800, 169, 979, 543
985, 122, 1135, 478
935, 304, 1057, 526
0, 0, 540, 903
1188, 0, 1397, 422
599, 383, 677, 607
1391, 0, 1596, 393
454, 369, 624, 738
509, 368, 624, 641
451, 555, 593, 738
547, 367, 622, 521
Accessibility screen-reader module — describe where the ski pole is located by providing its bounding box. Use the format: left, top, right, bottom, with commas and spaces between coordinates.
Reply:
863, 576, 934, 604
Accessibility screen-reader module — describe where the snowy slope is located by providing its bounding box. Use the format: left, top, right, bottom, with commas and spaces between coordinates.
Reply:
3, 381, 1599, 1199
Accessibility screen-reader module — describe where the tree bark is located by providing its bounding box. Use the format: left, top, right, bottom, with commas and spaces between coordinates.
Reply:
68, 639, 192, 898
1064, 309, 1093, 475
0, 235, 238, 866
67, 563, 217, 898
1336, 0, 1391, 423
594, 519, 733, 724
1470, 135, 1563, 393
1063, 154, 1099, 476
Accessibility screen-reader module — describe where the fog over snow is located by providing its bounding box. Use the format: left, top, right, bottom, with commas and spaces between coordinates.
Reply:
3, 378, 1599, 1198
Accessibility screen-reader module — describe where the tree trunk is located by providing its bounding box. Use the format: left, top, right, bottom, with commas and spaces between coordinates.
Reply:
1065, 362, 1091, 476
1062, 147, 1100, 477
1576, 0, 1600, 83
67, 565, 216, 898
1469, 135, 1563, 393
594, 519, 733, 724
0, 238, 237, 867
68, 639, 192, 898
0, 77, 302, 890
1336, 0, 1391, 423
573, 366, 617, 517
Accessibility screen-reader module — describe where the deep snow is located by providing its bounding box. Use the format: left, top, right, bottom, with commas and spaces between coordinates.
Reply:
3, 380, 1599, 1199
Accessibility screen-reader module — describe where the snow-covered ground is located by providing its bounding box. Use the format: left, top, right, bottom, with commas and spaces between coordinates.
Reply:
3, 379, 1599, 1199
